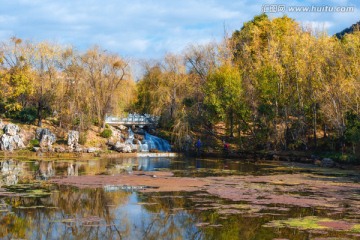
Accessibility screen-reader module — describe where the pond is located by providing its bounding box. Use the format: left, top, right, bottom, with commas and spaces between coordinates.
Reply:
0, 156, 360, 239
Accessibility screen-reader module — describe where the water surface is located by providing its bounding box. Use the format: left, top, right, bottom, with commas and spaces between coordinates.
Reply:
0, 157, 359, 239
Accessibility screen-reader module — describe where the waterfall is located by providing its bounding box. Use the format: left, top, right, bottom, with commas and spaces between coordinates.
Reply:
121, 128, 170, 152
144, 132, 171, 152
124, 128, 136, 150
141, 141, 149, 152
137, 139, 148, 152
127, 128, 134, 140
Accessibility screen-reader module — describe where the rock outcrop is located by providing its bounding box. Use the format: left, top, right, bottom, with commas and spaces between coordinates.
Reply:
67, 130, 79, 151
4, 124, 20, 136
36, 128, 57, 149
87, 147, 100, 153
0, 124, 26, 151
321, 158, 335, 168
54, 146, 66, 153
111, 141, 132, 153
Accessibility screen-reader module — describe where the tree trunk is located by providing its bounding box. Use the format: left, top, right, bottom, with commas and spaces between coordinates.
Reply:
353, 143, 356, 155
37, 102, 42, 127
98, 116, 104, 133
229, 108, 234, 138
313, 103, 317, 149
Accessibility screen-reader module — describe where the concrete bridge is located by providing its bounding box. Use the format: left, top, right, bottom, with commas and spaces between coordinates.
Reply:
105, 113, 159, 128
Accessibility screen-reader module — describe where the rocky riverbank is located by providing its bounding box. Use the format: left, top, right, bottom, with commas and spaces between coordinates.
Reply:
0, 119, 174, 156
0, 119, 354, 170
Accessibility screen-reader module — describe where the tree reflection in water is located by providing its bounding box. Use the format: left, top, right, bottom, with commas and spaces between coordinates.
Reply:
0, 186, 206, 239
1, 158, 356, 239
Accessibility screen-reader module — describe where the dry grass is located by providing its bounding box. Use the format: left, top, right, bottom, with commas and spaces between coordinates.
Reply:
83, 126, 108, 148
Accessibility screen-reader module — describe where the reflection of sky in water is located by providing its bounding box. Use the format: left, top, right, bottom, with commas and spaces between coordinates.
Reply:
137, 157, 171, 171
115, 192, 198, 239
0, 188, 199, 239
0, 157, 197, 239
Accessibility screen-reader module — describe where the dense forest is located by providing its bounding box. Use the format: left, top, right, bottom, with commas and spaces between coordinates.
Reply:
1, 14, 360, 159
0, 39, 136, 129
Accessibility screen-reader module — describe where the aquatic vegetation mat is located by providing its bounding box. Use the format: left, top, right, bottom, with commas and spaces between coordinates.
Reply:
1, 183, 52, 198
264, 216, 360, 233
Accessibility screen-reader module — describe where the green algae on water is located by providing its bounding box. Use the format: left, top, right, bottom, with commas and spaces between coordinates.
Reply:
264, 216, 360, 233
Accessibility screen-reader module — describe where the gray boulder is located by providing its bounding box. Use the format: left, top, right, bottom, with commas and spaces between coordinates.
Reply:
115, 141, 124, 148
0, 135, 12, 151
0, 119, 4, 130
123, 145, 132, 153
54, 146, 66, 153
0, 134, 26, 151
321, 158, 335, 168
0, 124, 25, 151
67, 130, 79, 150
87, 147, 98, 153
74, 147, 83, 153
4, 124, 20, 136
36, 128, 57, 148
33, 147, 41, 152
114, 141, 132, 153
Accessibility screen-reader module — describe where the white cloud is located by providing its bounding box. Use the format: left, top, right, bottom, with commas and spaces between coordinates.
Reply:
0, 0, 359, 59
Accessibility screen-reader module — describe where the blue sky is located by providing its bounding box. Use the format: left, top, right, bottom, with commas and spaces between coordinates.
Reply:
0, 0, 359, 60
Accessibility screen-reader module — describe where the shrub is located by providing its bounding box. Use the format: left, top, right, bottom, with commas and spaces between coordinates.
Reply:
17, 107, 37, 124
92, 118, 99, 126
51, 118, 60, 126
73, 117, 80, 126
100, 129, 112, 138
30, 139, 40, 147
79, 132, 88, 145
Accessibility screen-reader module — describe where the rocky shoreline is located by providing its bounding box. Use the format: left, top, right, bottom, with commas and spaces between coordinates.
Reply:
0, 120, 351, 169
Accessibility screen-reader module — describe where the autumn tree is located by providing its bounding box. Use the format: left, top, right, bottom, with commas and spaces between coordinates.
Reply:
0, 37, 34, 115
80, 46, 130, 129
31, 42, 64, 126
204, 64, 243, 137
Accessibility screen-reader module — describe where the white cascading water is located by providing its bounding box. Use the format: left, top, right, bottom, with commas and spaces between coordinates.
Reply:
123, 128, 170, 152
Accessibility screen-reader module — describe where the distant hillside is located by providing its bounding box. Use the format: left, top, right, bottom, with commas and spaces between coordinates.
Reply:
336, 21, 360, 39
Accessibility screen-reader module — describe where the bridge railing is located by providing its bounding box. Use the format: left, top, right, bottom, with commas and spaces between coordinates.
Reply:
105, 114, 159, 125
